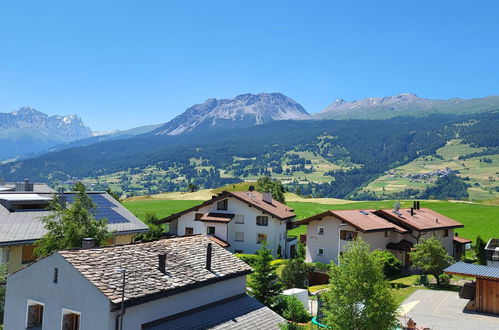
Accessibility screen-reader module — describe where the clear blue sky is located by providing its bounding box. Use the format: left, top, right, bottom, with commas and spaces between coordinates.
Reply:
1, 0, 498, 131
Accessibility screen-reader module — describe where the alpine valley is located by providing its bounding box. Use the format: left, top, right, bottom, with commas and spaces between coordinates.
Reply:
1, 93, 498, 201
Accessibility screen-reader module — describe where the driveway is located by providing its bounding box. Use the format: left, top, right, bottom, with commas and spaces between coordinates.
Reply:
399, 289, 499, 330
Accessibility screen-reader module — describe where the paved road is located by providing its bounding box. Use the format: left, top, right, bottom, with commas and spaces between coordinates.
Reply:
400, 289, 499, 330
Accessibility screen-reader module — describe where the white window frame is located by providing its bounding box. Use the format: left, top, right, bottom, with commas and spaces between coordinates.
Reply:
26, 299, 45, 329
61, 308, 81, 330
235, 232, 244, 242
317, 247, 324, 256
317, 226, 325, 235
235, 215, 244, 224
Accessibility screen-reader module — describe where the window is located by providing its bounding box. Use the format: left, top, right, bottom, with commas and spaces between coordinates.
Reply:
257, 233, 267, 244
207, 226, 215, 235
235, 215, 244, 224
340, 230, 358, 241
318, 227, 325, 235
384, 231, 390, 238
26, 301, 44, 329
217, 199, 228, 211
22, 245, 36, 264
235, 232, 244, 242
62, 309, 80, 330
53, 268, 59, 283
256, 216, 268, 226
443, 229, 449, 237
317, 248, 324, 256
185, 227, 194, 235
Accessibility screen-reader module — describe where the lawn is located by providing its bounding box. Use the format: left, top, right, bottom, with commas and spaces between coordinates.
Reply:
123, 198, 499, 243
123, 199, 203, 220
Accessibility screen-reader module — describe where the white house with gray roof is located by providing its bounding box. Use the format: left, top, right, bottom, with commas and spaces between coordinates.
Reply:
0, 180, 149, 273
4, 235, 284, 330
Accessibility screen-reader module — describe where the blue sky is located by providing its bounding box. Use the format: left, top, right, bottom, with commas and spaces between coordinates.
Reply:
1, 0, 498, 131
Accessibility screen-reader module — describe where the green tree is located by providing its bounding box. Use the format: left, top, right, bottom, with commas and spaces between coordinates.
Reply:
187, 183, 198, 193
281, 258, 309, 289
34, 183, 112, 257
474, 235, 487, 265
274, 295, 310, 325
410, 237, 453, 286
134, 212, 163, 241
372, 250, 402, 278
257, 176, 286, 203
323, 239, 398, 330
248, 244, 282, 306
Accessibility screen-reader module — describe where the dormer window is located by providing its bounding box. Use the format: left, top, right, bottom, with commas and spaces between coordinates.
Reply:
216, 199, 228, 211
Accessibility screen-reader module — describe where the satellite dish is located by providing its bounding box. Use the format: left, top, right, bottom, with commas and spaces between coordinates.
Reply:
393, 202, 401, 213
248, 185, 255, 192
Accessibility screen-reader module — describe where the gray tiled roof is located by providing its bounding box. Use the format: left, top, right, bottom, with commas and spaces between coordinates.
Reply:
444, 262, 499, 279
143, 294, 284, 330
59, 235, 252, 304
0, 192, 148, 245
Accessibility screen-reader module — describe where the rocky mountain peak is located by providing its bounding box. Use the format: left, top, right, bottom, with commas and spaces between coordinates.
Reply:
154, 92, 310, 136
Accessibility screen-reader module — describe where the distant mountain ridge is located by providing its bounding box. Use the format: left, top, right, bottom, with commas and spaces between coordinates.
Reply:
0, 107, 92, 161
153, 93, 310, 136
317, 94, 499, 119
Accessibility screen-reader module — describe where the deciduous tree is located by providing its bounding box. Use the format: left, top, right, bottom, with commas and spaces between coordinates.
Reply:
410, 237, 453, 286
323, 239, 398, 330
34, 183, 112, 257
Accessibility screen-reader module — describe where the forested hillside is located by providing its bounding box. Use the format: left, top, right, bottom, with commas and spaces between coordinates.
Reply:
1, 112, 497, 200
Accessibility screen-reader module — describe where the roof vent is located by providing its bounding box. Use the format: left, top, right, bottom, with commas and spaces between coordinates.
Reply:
82, 238, 95, 249
158, 254, 167, 274
410, 208, 414, 216
15, 179, 33, 192
262, 192, 273, 204
436, 218, 439, 223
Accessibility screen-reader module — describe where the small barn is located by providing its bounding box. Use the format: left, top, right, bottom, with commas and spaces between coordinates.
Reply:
444, 262, 499, 315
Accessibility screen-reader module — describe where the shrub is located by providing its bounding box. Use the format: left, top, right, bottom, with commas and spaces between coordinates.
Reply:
273, 295, 310, 323
439, 273, 452, 287
235, 253, 259, 267
372, 250, 402, 278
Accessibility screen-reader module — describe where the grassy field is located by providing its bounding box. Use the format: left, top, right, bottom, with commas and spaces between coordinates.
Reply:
123, 198, 499, 242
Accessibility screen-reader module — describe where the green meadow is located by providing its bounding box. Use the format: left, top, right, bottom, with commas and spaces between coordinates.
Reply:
123, 198, 499, 243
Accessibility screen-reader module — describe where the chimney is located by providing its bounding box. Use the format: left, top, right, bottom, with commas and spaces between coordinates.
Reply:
15, 178, 33, 192
262, 192, 273, 204
416, 201, 420, 210
158, 254, 167, 274
413, 201, 417, 209
436, 218, 439, 223
410, 208, 414, 216
58, 187, 66, 209
81, 238, 95, 249
206, 243, 212, 271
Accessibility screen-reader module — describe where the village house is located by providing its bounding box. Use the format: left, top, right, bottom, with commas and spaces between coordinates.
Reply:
0, 180, 149, 273
4, 235, 284, 330
295, 203, 468, 266
156, 190, 297, 257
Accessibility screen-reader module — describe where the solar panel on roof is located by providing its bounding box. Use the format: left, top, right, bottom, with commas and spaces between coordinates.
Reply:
359, 211, 369, 215
65, 193, 129, 224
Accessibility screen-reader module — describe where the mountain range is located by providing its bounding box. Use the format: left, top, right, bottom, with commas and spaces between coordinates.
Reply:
1, 92, 498, 201
0, 107, 92, 161
153, 93, 310, 136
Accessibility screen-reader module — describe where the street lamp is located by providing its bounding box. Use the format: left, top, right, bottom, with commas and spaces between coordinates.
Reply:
115, 268, 126, 330
337, 223, 348, 265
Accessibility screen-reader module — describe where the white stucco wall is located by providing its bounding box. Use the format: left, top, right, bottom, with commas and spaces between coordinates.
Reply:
119, 276, 246, 330
4, 253, 113, 330
305, 215, 457, 265
171, 197, 287, 257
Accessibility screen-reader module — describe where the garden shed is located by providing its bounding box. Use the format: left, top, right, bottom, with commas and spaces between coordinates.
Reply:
444, 262, 499, 315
